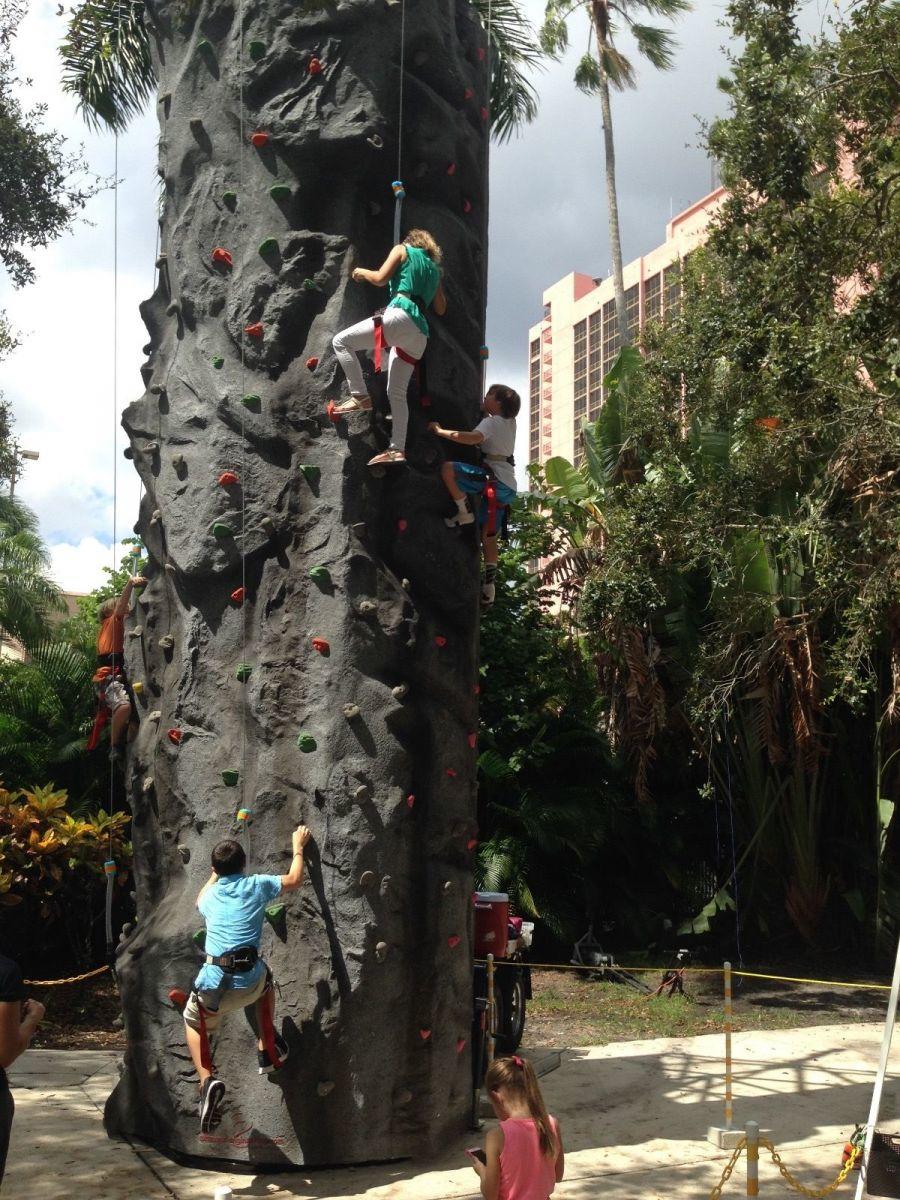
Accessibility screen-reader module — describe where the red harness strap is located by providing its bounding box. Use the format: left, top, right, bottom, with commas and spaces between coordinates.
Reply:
196, 999, 214, 1072
372, 314, 430, 404
86, 706, 110, 752
484, 481, 499, 538
258, 981, 282, 1069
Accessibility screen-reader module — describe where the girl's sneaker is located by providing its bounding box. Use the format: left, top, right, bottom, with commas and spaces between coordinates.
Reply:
257, 1031, 291, 1074
445, 499, 475, 528
481, 580, 496, 606
199, 1077, 225, 1132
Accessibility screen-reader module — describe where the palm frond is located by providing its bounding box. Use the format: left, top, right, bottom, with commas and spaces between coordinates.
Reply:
628, 23, 679, 71
60, 0, 154, 133
601, 42, 636, 89
471, 0, 544, 142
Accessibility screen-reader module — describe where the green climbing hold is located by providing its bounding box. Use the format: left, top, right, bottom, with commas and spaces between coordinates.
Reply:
259, 237, 279, 257
299, 464, 320, 486
265, 903, 285, 923
212, 356, 225, 369
302, 278, 317, 291
222, 769, 239, 787
212, 522, 234, 538
235, 663, 252, 682
269, 184, 291, 202
222, 191, 238, 206
248, 40, 266, 60
241, 394, 261, 413
309, 566, 331, 585
297, 732, 317, 753
197, 38, 212, 53
192, 928, 206, 948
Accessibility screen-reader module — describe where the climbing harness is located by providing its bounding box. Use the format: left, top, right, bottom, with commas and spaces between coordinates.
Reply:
204, 946, 259, 973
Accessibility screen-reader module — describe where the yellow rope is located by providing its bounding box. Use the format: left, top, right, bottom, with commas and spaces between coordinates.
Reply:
24, 964, 111, 988
477, 959, 891, 991
734, 969, 890, 992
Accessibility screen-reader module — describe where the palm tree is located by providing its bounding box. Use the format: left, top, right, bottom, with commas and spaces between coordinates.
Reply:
0, 493, 62, 651
60, 0, 543, 141
540, 0, 690, 344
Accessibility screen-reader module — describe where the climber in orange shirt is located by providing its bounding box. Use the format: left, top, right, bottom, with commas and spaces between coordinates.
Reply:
89, 576, 146, 765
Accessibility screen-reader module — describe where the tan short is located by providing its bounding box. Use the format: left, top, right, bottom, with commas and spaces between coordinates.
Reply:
101, 677, 131, 712
183, 968, 269, 1034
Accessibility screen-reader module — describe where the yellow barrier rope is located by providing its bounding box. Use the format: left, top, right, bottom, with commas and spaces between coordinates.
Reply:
23, 964, 111, 988
734, 969, 891, 992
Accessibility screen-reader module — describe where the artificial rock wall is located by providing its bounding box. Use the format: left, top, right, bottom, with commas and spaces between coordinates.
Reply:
104, 0, 488, 1166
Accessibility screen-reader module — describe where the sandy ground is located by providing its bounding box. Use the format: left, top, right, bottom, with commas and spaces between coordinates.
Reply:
8, 1023, 900, 1199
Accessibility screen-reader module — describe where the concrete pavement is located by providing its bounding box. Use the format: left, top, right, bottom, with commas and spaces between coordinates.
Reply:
8, 1024, 900, 1198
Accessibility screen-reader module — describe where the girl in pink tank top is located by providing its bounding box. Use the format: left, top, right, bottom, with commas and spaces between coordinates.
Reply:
468, 1055, 565, 1200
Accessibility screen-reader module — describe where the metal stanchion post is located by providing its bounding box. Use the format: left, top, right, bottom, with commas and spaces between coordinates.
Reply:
487, 953, 495, 1067
724, 960, 734, 1130
745, 1121, 759, 1196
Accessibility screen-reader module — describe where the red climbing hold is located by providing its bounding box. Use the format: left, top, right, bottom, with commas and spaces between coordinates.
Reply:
251, 131, 270, 148
448, 935, 460, 949
473, 683, 481, 695
326, 400, 340, 424
419, 1029, 432, 1041
397, 519, 408, 533
480, 106, 488, 122
306, 356, 319, 371
312, 637, 330, 655
467, 732, 477, 749
477, 47, 486, 61
434, 635, 447, 647
244, 322, 264, 339
212, 247, 233, 268
169, 988, 188, 1009
231, 587, 245, 605
446, 162, 456, 176
464, 87, 474, 100
467, 837, 478, 850
406, 793, 415, 809
308, 57, 323, 74
168, 728, 183, 745
446, 767, 457, 778
218, 471, 239, 487
457, 1037, 467, 1054
463, 199, 472, 214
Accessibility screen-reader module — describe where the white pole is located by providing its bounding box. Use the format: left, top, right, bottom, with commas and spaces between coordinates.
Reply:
724, 961, 734, 1130
487, 953, 496, 1067
855, 935, 900, 1200
213, 1188, 233, 1200
745, 1121, 759, 1197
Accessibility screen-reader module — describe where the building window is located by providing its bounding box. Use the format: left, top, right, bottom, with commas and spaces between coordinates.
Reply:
573, 319, 587, 430
529, 339, 540, 463
602, 299, 620, 374
625, 284, 640, 339
588, 309, 603, 421
644, 273, 662, 324
664, 263, 681, 319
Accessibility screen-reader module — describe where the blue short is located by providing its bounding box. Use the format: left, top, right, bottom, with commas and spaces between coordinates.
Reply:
452, 462, 516, 527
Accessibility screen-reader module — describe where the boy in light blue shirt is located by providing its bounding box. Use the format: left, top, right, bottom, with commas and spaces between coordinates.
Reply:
184, 825, 310, 1132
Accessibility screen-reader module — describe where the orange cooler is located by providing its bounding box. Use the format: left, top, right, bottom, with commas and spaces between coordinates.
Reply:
474, 891, 509, 958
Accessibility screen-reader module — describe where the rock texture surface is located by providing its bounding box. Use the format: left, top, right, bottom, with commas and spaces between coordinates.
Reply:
104, 0, 488, 1167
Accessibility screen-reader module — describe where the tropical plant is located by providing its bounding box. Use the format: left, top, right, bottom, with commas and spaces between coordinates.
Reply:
0, 781, 130, 971
60, 0, 543, 142
0, 493, 63, 650
539, 0, 690, 343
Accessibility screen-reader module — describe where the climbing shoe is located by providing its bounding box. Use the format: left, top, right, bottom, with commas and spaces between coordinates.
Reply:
109, 744, 126, 769
199, 1076, 225, 1132
257, 1031, 291, 1074
445, 499, 475, 528
481, 580, 496, 607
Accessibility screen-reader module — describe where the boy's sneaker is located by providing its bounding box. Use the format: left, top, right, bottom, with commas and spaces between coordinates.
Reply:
481, 580, 496, 607
257, 1031, 290, 1074
445, 500, 475, 528
199, 1076, 225, 1132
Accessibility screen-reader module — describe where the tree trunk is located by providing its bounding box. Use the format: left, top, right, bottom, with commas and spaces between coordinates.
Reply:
594, 21, 629, 347
104, 0, 488, 1167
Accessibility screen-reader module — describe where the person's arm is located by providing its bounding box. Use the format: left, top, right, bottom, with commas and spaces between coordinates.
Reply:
197, 871, 217, 908
352, 245, 406, 288
279, 825, 311, 893
432, 282, 447, 316
427, 424, 486, 446
0, 998, 45, 1070
555, 1120, 566, 1182
470, 1126, 502, 1200
113, 575, 148, 619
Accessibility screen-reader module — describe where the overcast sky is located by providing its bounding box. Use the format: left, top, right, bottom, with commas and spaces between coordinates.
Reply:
1, 0, 839, 592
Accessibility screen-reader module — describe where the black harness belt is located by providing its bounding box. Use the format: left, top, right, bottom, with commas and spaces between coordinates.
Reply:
204, 946, 259, 974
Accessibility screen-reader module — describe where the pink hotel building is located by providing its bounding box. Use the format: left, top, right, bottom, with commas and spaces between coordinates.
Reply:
527, 187, 726, 469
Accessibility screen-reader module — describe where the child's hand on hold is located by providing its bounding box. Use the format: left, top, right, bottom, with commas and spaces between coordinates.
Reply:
22, 998, 45, 1026
131, 576, 148, 587
351, 268, 370, 284
292, 825, 311, 853
427, 422, 442, 435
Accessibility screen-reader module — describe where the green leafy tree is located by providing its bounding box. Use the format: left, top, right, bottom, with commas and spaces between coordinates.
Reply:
0, 493, 62, 649
540, 0, 690, 343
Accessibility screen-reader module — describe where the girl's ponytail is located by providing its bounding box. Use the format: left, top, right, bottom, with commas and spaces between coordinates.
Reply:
484, 1055, 556, 1158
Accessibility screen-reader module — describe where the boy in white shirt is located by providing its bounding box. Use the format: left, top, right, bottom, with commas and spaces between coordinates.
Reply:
428, 384, 520, 606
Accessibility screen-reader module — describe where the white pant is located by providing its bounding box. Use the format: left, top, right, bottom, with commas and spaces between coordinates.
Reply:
332, 307, 428, 451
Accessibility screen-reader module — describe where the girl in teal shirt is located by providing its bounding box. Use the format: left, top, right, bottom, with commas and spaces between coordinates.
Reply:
332, 229, 447, 466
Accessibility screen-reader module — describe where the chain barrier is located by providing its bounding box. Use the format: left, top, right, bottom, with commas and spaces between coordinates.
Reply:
709, 1137, 748, 1200
708, 1137, 860, 1198
24, 964, 111, 988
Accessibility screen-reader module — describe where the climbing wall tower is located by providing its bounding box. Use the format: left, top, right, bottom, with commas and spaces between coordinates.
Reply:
104, 0, 488, 1166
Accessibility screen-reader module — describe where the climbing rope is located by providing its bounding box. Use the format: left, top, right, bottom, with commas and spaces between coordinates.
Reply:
237, 0, 251, 864
23, 965, 111, 988
392, 0, 407, 243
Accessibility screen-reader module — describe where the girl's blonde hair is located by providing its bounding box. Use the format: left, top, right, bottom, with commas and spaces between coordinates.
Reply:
485, 1055, 556, 1158
98, 598, 117, 619
404, 228, 443, 265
